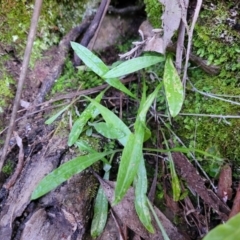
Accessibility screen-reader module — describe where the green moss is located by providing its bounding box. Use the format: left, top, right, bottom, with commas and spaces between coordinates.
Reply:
176, 69, 240, 161
0, 0, 99, 117
51, 58, 104, 95
2, 160, 14, 175
0, 0, 90, 67
171, 2, 240, 171
192, 2, 240, 76
0, 72, 15, 111
144, 0, 162, 28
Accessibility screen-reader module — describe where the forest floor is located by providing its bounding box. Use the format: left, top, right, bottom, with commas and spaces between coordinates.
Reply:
0, 1, 238, 240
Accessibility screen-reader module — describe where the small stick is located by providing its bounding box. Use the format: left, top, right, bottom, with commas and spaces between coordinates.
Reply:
3, 132, 24, 189
74, 0, 110, 65
182, 0, 203, 94
88, 0, 110, 50
0, 0, 43, 172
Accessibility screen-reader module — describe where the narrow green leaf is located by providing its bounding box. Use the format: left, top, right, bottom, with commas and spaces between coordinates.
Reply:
169, 157, 181, 201
137, 82, 160, 142
163, 55, 184, 117
203, 213, 240, 240
103, 56, 165, 78
105, 78, 136, 98
91, 171, 110, 238
71, 42, 109, 77
71, 42, 136, 98
114, 85, 161, 204
85, 97, 131, 146
138, 83, 161, 123
161, 131, 181, 201
138, 78, 147, 110
31, 151, 112, 200
68, 116, 91, 146
45, 104, 70, 124
135, 158, 154, 233
113, 131, 144, 205
68, 92, 104, 146
75, 140, 110, 165
138, 79, 151, 142
91, 122, 125, 139
147, 199, 170, 240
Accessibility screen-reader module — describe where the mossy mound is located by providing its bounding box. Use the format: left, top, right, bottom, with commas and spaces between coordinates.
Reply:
175, 68, 240, 162
0, 0, 91, 66
143, 1, 240, 165
0, 0, 96, 120
175, 2, 240, 164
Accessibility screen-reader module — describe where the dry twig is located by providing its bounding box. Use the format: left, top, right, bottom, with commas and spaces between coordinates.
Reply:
0, 0, 43, 172
182, 0, 203, 93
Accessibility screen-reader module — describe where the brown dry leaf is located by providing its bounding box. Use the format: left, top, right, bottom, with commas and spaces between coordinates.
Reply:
97, 178, 188, 240
158, 0, 182, 52
217, 164, 232, 203
229, 185, 240, 219
172, 152, 230, 221
139, 20, 164, 54
164, 191, 181, 215
97, 178, 150, 239
144, 36, 164, 54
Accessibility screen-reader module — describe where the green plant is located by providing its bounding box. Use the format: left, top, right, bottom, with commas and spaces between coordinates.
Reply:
0, 73, 15, 109
203, 213, 240, 240
51, 58, 104, 95
31, 41, 188, 237
144, 0, 162, 28
2, 160, 14, 175
28, 41, 227, 239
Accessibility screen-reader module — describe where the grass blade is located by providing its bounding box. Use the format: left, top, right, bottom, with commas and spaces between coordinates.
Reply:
103, 56, 165, 78
161, 130, 181, 201
45, 104, 71, 124
147, 199, 170, 240
91, 171, 110, 238
31, 151, 112, 200
68, 91, 104, 146
135, 157, 154, 233
71, 42, 109, 77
